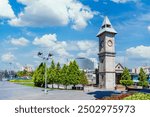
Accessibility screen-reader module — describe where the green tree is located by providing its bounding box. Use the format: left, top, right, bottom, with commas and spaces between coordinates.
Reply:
80, 70, 88, 89
47, 60, 56, 89
17, 71, 23, 77
55, 62, 62, 88
61, 64, 70, 89
120, 67, 133, 89
32, 63, 45, 87
138, 68, 148, 88
17, 70, 27, 77
17, 70, 33, 78
68, 60, 81, 87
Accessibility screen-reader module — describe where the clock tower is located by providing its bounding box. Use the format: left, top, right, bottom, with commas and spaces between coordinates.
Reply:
97, 16, 117, 89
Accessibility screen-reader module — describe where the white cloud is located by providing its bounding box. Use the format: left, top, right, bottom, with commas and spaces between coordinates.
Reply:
9, 37, 30, 46
138, 13, 150, 22
89, 57, 98, 68
116, 56, 125, 65
77, 48, 97, 58
147, 26, 150, 32
33, 34, 57, 47
77, 40, 97, 51
33, 33, 70, 57
9, 0, 97, 30
1, 52, 16, 62
15, 62, 23, 71
76, 40, 98, 58
7, 47, 18, 51
0, 0, 15, 18
126, 45, 150, 59
111, 0, 138, 3
32, 33, 98, 60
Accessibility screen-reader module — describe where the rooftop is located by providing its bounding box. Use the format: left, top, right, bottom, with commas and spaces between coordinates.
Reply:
97, 16, 117, 37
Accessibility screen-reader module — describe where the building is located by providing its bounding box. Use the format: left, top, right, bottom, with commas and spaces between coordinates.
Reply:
132, 66, 150, 75
115, 63, 124, 84
76, 57, 94, 70
97, 16, 117, 89
75, 57, 96, 84
0, 71, 3, 81
21, 65, 33, 72
131, 66, 150, 83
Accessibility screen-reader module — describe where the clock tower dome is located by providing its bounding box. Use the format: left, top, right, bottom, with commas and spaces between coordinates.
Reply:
97, 16, 117, 89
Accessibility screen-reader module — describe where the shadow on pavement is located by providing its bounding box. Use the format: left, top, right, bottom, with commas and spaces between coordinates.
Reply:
88, 89, 150, 99
128, 88, 150, 93
87, 91, 121, 99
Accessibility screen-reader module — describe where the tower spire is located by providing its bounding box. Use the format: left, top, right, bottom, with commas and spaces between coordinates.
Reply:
96, 16, 117, 37
101, 16, 111, 27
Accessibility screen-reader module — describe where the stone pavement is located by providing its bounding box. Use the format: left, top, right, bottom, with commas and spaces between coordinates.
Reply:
0, 81, 96, 100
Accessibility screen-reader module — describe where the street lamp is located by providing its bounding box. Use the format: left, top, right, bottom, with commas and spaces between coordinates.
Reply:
9, 62, 12, 80
37, 52, 53, 94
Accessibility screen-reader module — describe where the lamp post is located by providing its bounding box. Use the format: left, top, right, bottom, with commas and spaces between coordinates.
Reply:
9, 62, 12, 80
37, 52, 53, 94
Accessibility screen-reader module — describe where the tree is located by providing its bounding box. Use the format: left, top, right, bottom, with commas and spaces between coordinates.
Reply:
55, 62, 62, 88
4, 70, 9, 78
32, 63, 45, 87
47, 60, 56, 89
68, 60, 81, 87
17, 70, 33, 78
61, 64, 70, 89
17, 70, 27, 77
120, 67, 133, 89
138, 68, 148, 88
80, 70, 88, 89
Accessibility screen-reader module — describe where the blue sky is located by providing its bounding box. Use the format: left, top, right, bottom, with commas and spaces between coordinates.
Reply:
0, 0, 150, 71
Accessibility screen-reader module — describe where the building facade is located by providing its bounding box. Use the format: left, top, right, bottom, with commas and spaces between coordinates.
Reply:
97, 16, 117, 89
132, 66, 150, 75
115, 63, 124, 84
75, 57, 95, 84
75, 57, 94, 70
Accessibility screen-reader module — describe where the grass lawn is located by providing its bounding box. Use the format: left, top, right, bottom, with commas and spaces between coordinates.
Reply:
9, 79, 35, 87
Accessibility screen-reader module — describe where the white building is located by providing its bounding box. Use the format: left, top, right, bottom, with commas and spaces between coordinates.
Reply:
21, 65, 33, 72
132, 66, 150, 75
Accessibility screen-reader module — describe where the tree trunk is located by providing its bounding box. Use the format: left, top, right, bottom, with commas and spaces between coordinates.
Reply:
65, 85, 67, 90
83, 85, 84, 91
52, 83, 54, 89
125, 85, 128, 90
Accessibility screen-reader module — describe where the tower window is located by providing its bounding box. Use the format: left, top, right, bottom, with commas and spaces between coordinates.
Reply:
102, 24, 111, 29
106, 24, 111, 28
102, 25, 105, 29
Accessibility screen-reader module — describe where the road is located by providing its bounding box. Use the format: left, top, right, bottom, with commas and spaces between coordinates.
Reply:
0, 81, 95, 100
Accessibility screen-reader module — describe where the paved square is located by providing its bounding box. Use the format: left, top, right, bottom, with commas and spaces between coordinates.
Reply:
0, 81, 96, 100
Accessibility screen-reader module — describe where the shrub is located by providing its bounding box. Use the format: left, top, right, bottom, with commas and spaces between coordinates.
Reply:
98, 94, 132, 100
138, 81, 149, 88
120, 80, 133, 86
138, 68, 148, 88
124, 93, 150, 100
120, 68, 133, 87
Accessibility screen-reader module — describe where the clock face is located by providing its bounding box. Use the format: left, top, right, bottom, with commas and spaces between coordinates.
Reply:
107, 40, 113, 47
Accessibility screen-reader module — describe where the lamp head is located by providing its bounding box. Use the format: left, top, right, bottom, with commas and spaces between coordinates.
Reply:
37, 52, 43, 56
48, 53, 53, 57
